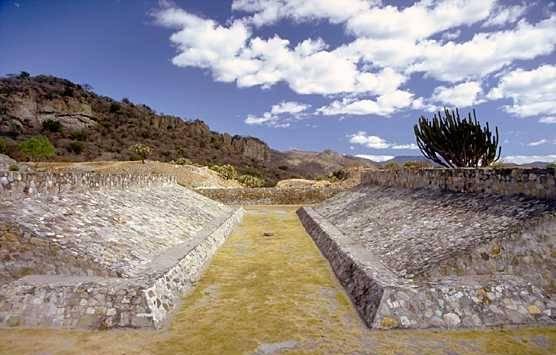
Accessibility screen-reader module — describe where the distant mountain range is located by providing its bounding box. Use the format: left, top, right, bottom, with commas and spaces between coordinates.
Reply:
362, 155, 553, 168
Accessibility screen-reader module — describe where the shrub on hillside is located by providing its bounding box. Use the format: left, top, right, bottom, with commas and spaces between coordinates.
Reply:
238, 174, 265, 188
19, 136, 56, 161
174, 157, 192, 165
18, 71, 31, 79
547, 162, 556, 170
42, 119, 63, 132
330, 169, 349, 181
129, 143, 152, 164
69, 129, 88, 141
0, 138, 7, 154
67, 141, 84, 154
210, 164, 238, 180
109, 102, 121, 113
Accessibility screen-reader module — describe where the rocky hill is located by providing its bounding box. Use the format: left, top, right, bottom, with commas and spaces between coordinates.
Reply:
0, 74, 375, 184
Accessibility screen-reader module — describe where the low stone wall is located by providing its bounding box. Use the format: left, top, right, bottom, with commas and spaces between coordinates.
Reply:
195, 187, 343, 205
0, 171, 176, 201
361, 168, 556, 200
0, 208, 244, 329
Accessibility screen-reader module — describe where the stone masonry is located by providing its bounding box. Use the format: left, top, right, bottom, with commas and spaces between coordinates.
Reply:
0, 172, 244, 329
298, 168, 556, 329
195, 187, 343, 205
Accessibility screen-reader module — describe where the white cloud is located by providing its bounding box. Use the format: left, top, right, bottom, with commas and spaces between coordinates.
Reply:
392, 143, 419, 150
154, 7, 409, 96
349, 132, 389, 149
540, 117, 556, 124
409, 16, 556, 82
502, 155, 556, 164
336, 14, 556, 83
346, 0, 495, 40
155, 3, 556, 120
482, 4, 528, 27
270, 101, 310, 115
318, 90, 414, 116
527, 139, 548, 146
431, 81, 483, 107
231, 0, 375, 27
355, 154, 395, 162
244, 101, 310, 127
349, 131, 418, 150
487, 64, 556, 118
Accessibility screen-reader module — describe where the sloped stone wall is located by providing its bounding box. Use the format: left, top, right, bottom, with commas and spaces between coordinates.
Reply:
0, 208, 244, 329
298, 170, 556, 329
0, 172, 244, 329
298, 207, 555, 329
361, 168, 556, 200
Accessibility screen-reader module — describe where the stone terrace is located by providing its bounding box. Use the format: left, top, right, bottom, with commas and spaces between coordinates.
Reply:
0, 172, 243, 329
298, 168, 556, 330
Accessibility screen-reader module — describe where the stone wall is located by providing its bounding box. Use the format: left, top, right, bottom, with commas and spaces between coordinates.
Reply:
195, 187, 343, 205
298, 207, 555, 329
0, 171, 176, 201
0, 171, 244, 329
0, 209, 244, 329
361, 168, 556, 200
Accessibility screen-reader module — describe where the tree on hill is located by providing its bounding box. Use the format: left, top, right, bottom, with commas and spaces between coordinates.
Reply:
19, 136, 56, 161
129, 143, 152, 164
414, 108, 501, 168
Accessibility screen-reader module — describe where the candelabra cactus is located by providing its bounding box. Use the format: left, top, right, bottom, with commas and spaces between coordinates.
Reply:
414, 108, 501, 168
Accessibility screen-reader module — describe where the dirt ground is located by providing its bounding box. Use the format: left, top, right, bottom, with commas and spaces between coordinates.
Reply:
0, 206, 554, 354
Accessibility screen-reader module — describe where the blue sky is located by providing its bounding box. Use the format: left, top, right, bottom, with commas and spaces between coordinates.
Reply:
1, 0, 555, 163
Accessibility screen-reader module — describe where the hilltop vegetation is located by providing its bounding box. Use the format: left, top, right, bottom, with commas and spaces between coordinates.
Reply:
0, 73, 375, 184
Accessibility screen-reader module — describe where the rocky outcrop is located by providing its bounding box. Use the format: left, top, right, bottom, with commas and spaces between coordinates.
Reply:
231, 136, 271, 162
1, 92, 96, 134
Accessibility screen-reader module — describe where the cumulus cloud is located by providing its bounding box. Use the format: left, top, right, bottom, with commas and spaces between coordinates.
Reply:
502, 155, 556, 164
408, 16, 556, 82
335, 14, 556, 83
355, 154, 395, 162
244, 101, 310, 127
431, 81, 483, 107
318, 90, 415, 116
345, 0, 495, 40
349, 131, 418, 150
487, 64, 556, 119
155, 2, 556, 120
154, 7, 409, 96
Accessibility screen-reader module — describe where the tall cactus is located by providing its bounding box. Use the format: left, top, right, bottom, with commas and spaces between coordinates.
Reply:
414, 108, 501, 168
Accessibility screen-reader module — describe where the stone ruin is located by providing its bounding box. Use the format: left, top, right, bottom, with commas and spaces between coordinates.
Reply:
0, 171, 243, 328
0, 167, 555, 331
298, 168, 556, 329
